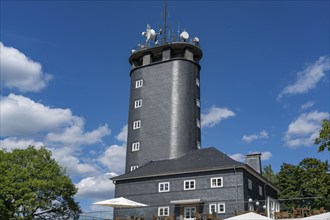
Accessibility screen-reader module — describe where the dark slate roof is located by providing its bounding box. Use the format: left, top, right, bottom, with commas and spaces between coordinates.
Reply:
112, 147, 244, 181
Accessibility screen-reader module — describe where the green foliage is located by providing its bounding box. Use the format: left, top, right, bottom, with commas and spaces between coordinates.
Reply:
277, 158, 330, 211
315, 119, 330, 152
263, 164, 278, 185
0, 146, 81, 219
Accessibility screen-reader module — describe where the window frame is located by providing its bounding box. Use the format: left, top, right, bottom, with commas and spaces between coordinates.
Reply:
248, 179, 253, 190
196, 78, 200, 87
210, 177, 223, 188
196, 118, 201, 128
209, 203, 217, 214
158, 207, 169, 216
218, 203, 226, 213
135, 79, 143, 88
132, 142, 140, 152
133, 120, 141, 130
196, 98, 200, 108
158, 182, 170, 193
184, 179, 195, 190
259, 185, 263, 196
130, 165, 139, 171
134, 99, 142, 108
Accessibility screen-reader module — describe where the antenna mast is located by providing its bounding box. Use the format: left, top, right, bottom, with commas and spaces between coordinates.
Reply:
163, 0, 167, 43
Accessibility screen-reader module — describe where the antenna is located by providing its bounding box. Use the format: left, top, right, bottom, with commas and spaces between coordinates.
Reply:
163, 0, 167, 43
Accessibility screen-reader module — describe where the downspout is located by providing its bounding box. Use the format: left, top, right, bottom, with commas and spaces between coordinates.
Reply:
234, 165, 238, 212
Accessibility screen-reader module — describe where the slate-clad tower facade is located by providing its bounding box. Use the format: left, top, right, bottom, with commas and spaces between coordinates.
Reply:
125, 43, 203, 173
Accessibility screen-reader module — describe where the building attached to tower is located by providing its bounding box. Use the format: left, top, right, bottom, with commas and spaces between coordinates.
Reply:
112, 25, 279, 220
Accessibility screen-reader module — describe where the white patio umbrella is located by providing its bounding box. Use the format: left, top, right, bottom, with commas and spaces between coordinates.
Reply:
225, 212, 271, 220
93, 197, 148, 208
304, 212, 330, 220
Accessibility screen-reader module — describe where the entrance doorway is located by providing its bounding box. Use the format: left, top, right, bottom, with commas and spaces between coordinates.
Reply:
184, 207, 196, 220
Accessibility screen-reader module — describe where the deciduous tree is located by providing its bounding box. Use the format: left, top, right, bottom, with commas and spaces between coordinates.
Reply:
0, 146, 81, 219
315, 119, 330, 152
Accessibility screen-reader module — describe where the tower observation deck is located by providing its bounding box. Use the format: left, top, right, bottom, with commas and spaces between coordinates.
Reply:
125, 25, 203, 173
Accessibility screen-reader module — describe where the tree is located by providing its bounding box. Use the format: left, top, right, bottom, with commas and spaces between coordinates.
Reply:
0, 146, 81, 219
315, 119, 330, 152
277, 158, 330, 211
263, 164, 278, 185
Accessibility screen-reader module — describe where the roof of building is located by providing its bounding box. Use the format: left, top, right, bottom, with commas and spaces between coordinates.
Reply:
112, 147, 244, 181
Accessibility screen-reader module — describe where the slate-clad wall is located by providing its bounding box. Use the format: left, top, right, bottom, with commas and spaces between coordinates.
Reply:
125, 58, 201, 173
114, 170, 245, 220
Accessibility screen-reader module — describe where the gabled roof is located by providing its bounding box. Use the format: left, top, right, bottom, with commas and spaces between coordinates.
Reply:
112, 147, 244, 181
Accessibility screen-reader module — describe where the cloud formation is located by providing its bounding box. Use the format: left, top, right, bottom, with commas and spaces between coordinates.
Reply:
0, 42, 53, 92
201, 106, 235, 128
242, 130, 269, 143
115, 125, 128, 143
1, 94, 73, 137
75, 173, 116, 200
278, 56, 329, 100
99, 144, 126, 175
300, 101, 315, 111
283, 111, 329, 148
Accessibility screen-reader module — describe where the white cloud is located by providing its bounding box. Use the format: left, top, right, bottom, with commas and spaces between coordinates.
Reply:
242, 130, 269, 143
1, 93, 73, 136
99, 145, 126, 175
201, 106, 235, 128
51, 147, 100, 177
0, 42, 53, 92
46, 118, 110, 145
76, 173, 116, 200
1, 93, 111, 146
278, 56, 329, 100
230, 151, 272, 162
115, 125, 127, 143
283, 111, 329, 148
230, 153, 245, 162
0, 137, 44, 150
300, 101, 315, 111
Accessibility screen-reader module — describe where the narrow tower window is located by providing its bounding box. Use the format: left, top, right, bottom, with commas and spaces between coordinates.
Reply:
132, 142, 140, 151
196, 98, 200, 108
133, 120, 141, 130
196, 119, 201, 128
134, 99, 142, 108
196, 78, 200, 87
135, 79, 143, 88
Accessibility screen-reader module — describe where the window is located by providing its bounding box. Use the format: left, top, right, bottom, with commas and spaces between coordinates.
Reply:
211, 177, 223, 188
132, 142, 140, 151
209, 204, 217, 214
196, 98, 200, 108
184, 180, 195, 190
197, 141, 201, 149
134, 99, 142, 108
130, 165, 138, 171
135, 79, 143, 88
248, 179, 253, 190
259, 185, 263, 196
133, 120, 141, 130
158, 207, 169, 216
218, 203, 225, 213
196, 78, 200, 87
196, 119, 201, 128
159, 182, 170, 192
209, 203, 226, 214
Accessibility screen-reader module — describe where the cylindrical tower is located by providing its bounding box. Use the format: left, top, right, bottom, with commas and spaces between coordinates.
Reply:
125, 42, 202, 173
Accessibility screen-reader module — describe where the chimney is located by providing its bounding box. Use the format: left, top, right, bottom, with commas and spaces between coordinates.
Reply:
245, 153, 262, 174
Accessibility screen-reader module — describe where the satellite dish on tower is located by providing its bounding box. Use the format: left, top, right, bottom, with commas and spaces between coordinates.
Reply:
142, 24, 157, 42
180, 31, 189, 41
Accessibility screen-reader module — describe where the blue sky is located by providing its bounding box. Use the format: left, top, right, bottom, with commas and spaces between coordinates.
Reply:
1, 0, 329, 214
